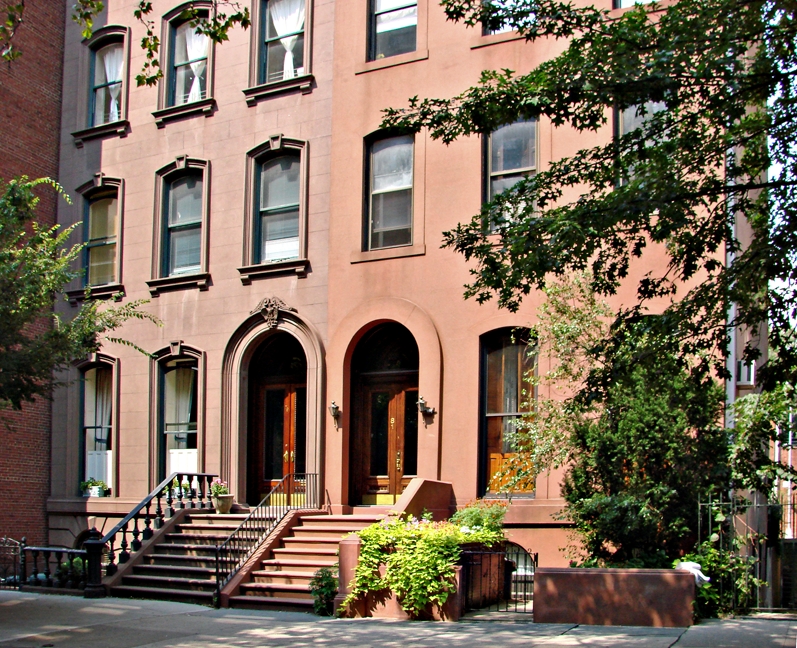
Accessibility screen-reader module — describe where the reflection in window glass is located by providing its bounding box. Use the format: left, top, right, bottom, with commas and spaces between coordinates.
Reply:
258, 155, 300, 262
86, 195, 118, 286
370, 0, 417, 60
369, 135, 413, 250
165, 174, 202, 276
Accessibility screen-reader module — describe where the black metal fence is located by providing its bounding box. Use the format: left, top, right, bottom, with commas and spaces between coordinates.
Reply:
460, 542, 537, 614
0, 536, 20, 589
20, 545, 87, 591
215, 472, 319, 603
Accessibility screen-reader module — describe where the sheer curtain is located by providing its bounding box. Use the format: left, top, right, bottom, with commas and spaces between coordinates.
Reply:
102, 45, 124, 121
175, 368, 195, 429
184, 27, 208, 102
269, 0, 305, 80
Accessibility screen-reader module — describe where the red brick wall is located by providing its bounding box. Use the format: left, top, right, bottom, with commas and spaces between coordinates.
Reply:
0, 0, 65, 546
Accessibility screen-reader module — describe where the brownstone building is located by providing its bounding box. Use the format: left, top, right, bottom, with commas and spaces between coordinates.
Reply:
0, 0, 66, 547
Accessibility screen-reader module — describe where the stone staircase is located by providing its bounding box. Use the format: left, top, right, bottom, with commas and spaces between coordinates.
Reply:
111, 512, 250, 604
227, 512, 385, 611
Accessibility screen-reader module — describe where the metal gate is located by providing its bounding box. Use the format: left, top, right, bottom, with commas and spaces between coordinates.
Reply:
0, 537, 20, 589
460, 542, 537, 613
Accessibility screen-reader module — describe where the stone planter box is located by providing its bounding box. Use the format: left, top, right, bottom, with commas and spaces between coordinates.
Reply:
534, 567, 695, 627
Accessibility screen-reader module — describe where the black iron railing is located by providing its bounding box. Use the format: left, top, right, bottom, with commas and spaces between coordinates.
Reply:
0, 536, 21, 589
460, 542, 537, 614
214, 473, 319, 602
20, 543, 87, 590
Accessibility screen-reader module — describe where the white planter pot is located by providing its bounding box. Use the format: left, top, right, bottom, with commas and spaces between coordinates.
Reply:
89, 486, 106, 497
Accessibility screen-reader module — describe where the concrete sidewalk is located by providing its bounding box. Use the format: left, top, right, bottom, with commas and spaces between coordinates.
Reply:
1, 590, 795, 648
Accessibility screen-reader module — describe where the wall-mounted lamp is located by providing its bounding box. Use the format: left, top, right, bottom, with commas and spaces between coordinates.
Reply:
417, 396, 436, 416
328, 401, 340, 419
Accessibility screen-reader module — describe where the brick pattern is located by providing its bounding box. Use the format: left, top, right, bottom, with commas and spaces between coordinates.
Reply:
0, 0, 66, 547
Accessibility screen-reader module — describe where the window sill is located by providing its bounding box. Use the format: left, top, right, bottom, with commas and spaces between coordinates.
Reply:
470, 31, 525, 49
66, 283, 125, 305
238, 259, 309, 283
355, 49, 429, 75
350, 244, 425, 264
71, 120, 129, 148
152, 98, 216, 128
146, 272, 211, 296
243, 74, 314, 106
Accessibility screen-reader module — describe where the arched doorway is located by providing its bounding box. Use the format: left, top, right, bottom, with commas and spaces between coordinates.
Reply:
349, 322, 419, 506
246, 332, 307, 505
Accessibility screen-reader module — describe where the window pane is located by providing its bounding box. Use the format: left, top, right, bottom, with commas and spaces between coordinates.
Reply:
372, 189, 412, 230
89, 197, 117, 241
490, 173, 525, 200
83, 366, 112, 449
94, 43, 123, 85
174, 61, 207, 105
261, 210, 300, 261
88, 243, 116, 286
620, 101, 666, 136
169, 176, 203, 226
370, 391, 390, 476
264, 34, 305, 82
403, 390, 418, 476
260, 156, 300, 210
372, 136, 413, 191
265, 388, 285, 481
164, 366, 197, 430
169, 228, 201, 274
174, 23, 208, 65
491, 120, 536, 173
373, 5, 416, 59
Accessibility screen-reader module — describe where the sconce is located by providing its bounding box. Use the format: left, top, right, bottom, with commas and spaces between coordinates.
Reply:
417, 396, 436, 416
328, 401, 340, 419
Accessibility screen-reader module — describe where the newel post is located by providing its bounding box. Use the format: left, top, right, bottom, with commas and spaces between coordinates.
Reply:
83, 528, 106, 598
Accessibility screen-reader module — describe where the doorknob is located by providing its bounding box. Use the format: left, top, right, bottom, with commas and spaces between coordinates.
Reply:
290, 451, 295, 462
396, 451, 402, 471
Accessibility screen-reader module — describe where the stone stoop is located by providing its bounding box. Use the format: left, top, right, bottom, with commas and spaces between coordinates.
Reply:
227, 513, 385, 612
110, 512, 250, 605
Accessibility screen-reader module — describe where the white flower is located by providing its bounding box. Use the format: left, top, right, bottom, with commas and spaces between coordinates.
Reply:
460, 526, 472, 534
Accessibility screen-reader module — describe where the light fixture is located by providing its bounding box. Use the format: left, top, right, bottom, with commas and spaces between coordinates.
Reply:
417, 396, 435, 416
328, 401, 340, 419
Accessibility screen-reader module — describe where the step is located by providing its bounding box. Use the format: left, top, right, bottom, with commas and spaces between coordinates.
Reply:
174, 523, 243, 535
132, 564, 215, 579
260, 558, 337, 572
143, 554, 217, 568
239, 582, 312, 599
111, 584, 214, 605
121, 574, 216, 592
227, 594, 313, 612
164, 533, 230, 545
299, 515, 382, 529
152, 543, 219, 556
184, 514, 250, 524
249, 569, 315, 585
282, 536, 345, 550
271, 547, 338, 561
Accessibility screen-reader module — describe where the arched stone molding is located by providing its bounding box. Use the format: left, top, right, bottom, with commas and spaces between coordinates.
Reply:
327, 298, 442, 508
221, 298, 326, 500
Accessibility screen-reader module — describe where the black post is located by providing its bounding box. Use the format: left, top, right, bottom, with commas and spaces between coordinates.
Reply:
83, 528, 106, 599
19, 537, 26, 588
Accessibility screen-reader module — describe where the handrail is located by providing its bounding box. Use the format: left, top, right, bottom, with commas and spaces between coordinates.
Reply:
215, 472, 319, 603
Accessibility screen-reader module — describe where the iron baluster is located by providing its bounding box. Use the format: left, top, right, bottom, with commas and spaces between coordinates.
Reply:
105, 534, 117, 576
42, 549, 52, 587
118, 522, 130, 564
131, 515, 142, 552
143, 501, 153, 541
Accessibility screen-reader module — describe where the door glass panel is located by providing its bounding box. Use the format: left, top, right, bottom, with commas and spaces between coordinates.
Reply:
265, 388, 285, 481
403, 389, 418, 476
294, 387, 306, 473
370, 391, 390, 476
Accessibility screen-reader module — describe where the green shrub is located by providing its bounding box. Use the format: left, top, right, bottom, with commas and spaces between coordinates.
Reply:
309, 566, 338, 616
450, 499, 508, 533
340, 514, 503, 618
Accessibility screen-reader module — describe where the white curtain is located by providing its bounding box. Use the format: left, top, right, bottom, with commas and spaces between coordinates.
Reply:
184, 27, 208, 102
175, 368, 195, 426
102, 45, 124, 121
96, 367, 113, 438
269, 0, 305, 80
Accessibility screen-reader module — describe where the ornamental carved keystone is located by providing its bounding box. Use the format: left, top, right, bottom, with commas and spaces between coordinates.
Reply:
251, 296, 297, 329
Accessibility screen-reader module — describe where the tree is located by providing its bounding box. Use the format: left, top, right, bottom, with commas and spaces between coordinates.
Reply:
2, 1, 250, 85
383, 0, 797, 393
0, 177, 159, 410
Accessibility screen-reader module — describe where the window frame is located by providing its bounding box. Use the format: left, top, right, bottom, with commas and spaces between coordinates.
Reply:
153, 2, 216, 127
67, 175, 125, 304
150, 342, 206, 485
75, 353, 119, 498
364, 132, 415, 252
240, 135, 310, 283
244, 0, 314, 104
72, 26, 131, 147
478, 327, 536, 497
147, 156, 211, 295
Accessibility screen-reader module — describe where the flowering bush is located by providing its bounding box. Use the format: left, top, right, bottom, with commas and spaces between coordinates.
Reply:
450, 499, 508, 533
340, 513, 503, 617
210, 479, 229, 497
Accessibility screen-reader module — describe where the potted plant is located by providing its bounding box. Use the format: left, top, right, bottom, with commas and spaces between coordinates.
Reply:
80, 478, 108, 498
210, 478, 233, 514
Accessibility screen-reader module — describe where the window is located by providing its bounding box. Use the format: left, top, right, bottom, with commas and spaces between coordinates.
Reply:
487, 119, 537, 201
160, 358, 199, 478
617, 101, 666, 138
257, 154, 301, 263
91, 42, 124, 126
482, 0, 514, 35
367, 135, 414, 250
164, 173, 203, 276
480, 328, 534, 495
260, 0, 306, 83
369, 0, 417, 61
148, 157, 210, 294
170, 21, 209, 106
85, 193, 118, 286
81, 363, 114, 493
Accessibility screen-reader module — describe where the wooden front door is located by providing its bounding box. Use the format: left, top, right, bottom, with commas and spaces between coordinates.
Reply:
355, 381, 418, 505
253, 383, 306, 503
